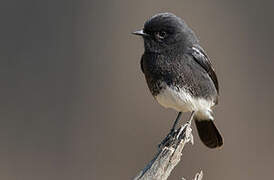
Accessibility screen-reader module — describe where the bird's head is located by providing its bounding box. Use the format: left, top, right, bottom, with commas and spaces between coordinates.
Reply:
133, 13, 198, 54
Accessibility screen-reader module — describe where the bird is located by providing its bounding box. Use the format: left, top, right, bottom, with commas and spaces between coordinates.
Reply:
132, 13, 223, 148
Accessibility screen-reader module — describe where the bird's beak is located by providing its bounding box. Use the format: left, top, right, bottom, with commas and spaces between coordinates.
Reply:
132, 29, 149, 37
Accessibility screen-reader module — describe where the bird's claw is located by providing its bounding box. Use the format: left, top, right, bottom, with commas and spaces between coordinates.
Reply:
158, 129, 177, 149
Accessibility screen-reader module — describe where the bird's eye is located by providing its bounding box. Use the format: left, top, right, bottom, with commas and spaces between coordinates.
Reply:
155, 31, 167, 40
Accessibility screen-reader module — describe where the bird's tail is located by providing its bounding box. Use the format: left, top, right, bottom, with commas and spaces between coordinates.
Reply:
194, 114, 223, 148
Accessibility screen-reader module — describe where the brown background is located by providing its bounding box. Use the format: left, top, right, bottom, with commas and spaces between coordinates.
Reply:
1, 0, 274, 179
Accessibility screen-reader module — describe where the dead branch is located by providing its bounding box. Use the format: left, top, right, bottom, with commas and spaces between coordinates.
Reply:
133, 122, 203, 180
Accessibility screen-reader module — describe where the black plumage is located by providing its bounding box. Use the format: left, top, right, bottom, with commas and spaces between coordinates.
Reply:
133, 13, 223, 148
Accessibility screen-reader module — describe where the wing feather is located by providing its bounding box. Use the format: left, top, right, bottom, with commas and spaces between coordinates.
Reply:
189, 45, 219, 94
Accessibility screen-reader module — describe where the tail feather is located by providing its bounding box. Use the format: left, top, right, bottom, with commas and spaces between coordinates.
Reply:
194, 116, 223, 148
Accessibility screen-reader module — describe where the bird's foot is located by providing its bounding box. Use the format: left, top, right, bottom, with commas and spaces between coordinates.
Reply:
176, 121, 194, 144
158, 129, 177, 149
158, 121, 193, 149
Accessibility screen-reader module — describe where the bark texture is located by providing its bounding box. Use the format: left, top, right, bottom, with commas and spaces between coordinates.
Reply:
133, 122, 203, 180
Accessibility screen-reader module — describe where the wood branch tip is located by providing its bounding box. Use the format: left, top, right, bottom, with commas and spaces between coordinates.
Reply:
133, 121, 201, 180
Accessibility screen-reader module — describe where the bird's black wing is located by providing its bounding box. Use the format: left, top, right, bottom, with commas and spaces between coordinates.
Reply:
188, 45, 219, 94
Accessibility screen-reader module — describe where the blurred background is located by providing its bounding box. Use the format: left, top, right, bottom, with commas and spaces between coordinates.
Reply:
1, 0, 274, 179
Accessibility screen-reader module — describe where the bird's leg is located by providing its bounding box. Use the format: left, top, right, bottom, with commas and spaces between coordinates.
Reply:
158, 112, 182, 148
171, 112, 183, 132
177, 111, 195, 140
187, 111, 195, 125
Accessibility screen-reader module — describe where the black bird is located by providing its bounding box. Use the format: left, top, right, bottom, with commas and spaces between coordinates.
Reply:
133, 13, 223, 148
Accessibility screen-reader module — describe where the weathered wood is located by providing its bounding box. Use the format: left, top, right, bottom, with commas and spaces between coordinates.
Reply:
133, 122, 203, 180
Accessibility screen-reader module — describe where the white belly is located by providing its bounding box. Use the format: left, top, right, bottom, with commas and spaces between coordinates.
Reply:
155, 83, 214, 119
